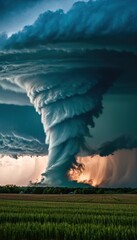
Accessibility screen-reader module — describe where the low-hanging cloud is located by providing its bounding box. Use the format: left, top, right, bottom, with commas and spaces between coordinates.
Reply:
97, 135, 137, 157
82, 135, 137, 157
0, 132, 48, 156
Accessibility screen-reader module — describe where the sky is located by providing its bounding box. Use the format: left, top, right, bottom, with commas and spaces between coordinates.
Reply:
0, 0, 82, 36
0, 0, 137, 187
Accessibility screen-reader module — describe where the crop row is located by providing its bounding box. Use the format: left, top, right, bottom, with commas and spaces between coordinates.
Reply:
0, 200, 137, 240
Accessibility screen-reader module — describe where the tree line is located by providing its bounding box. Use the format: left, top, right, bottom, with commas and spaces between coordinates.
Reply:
0, 185, 137, 194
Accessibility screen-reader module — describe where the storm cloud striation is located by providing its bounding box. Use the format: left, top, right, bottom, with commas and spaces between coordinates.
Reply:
18, 67, 120, 185
0, 0, 137, 186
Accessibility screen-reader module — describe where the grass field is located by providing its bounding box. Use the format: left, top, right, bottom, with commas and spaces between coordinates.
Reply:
0, 194, 137, 240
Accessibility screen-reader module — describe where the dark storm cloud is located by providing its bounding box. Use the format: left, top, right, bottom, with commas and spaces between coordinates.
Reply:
12, 61, 121, 186
0, 47, 137, 185
1, 48, 137, 96
97, 136, 137, 157
0, 60, 31, 105
0, 132, 48, 156
3, 0, 137, 50
0, 0, 137, 186
83, 135, 137, 157
0, 0, 79, 35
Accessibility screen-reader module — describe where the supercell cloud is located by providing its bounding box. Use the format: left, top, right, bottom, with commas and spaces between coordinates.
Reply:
0, 0, 137, 186
3, 0, 137, 50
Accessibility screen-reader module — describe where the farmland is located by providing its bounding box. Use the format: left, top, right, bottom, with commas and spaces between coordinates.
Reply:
0, 194, 137, 240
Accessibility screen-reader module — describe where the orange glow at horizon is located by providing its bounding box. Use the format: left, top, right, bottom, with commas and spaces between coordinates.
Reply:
0, 155, 48, 186
68, 149, 137, 187
68, 155, 108, 187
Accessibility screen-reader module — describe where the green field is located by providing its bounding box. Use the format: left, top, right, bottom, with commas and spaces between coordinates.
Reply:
0, 194, 137, 240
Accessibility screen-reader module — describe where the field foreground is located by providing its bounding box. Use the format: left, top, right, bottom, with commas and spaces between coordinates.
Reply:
0, 194, 137, 239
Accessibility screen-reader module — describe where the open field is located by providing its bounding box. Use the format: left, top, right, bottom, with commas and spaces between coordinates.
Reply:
0, 194, 137, 240
0, 193, 137, 203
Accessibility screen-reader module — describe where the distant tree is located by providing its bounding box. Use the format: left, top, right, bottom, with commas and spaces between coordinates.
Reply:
52, 188, 61, 194
96, 188, 105, 194
46, 188, 54, 194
